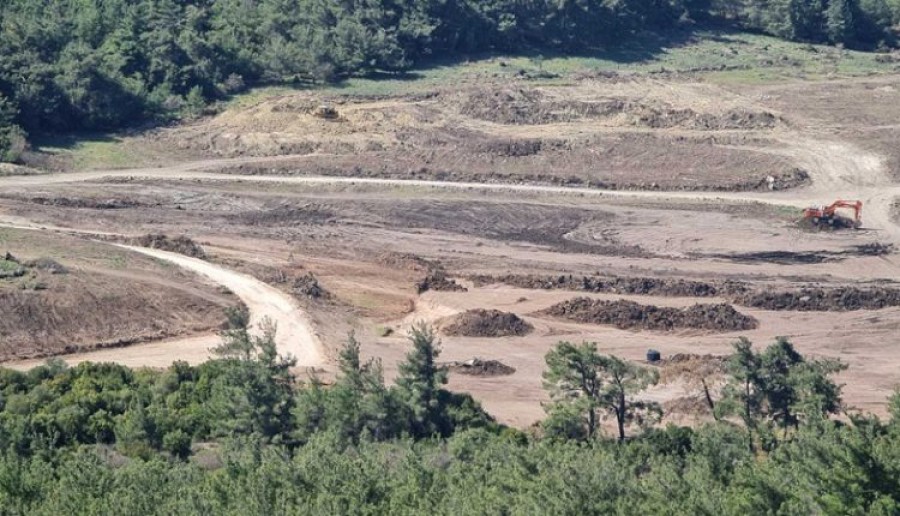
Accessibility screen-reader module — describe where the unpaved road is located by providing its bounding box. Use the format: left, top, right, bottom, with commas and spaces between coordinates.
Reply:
2, 242, 325, 370
1, 135, 896, 373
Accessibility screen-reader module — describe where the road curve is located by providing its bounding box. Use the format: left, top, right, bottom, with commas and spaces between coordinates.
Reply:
121, 245, 325, 368
1, 135, 895, 371
1, 243, 325, 370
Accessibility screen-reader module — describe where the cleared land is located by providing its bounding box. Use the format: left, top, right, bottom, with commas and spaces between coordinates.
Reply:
5, 40, 900, 428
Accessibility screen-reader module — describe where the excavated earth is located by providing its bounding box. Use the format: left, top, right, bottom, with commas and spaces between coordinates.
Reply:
6, 73, 900, 428
539, 298, 759, 332
441, 309, 534, 338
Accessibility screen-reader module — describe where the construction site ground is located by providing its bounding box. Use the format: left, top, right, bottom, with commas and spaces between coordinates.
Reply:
4, 70, 900, 429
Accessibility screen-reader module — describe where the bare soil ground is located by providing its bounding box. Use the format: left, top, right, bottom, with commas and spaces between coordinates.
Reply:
161, 80, 802, 191
5, 73, 900, 429
0, 228, 238, 361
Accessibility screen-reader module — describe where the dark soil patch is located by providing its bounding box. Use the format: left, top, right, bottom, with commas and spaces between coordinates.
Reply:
377, 252, 441, 273
540, 298, 757, 332
446, 358, 516, 377
713, 243, 893, 265
228, 203, 335, 226
471, 273, 749, 297
26, 257, 68, 275
442, 309, 533, 337
457, 87, 784, 130
416, 270, 467, 294
714, 250, 835, 265
26, 196, 145, 210
735, 286, 900, 311
129, 234, 207, 259
292, 272, 330, 301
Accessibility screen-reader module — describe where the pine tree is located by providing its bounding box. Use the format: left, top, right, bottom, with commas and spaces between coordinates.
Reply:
394, 323, 448, 438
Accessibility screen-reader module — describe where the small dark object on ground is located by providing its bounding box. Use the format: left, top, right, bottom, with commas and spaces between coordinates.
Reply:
647, 349, 661, 362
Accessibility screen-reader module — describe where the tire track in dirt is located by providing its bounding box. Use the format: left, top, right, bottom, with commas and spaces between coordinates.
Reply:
1, 136, 896, 370
0, 236, 325, 370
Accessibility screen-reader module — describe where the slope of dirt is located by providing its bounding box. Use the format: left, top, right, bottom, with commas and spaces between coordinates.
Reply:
0, 232, 238, 362
0, 270, 232, 361
441, 309, 534, 337
121, 245, 326, 367
540, 298, 758, 332
157, 79, 800, 192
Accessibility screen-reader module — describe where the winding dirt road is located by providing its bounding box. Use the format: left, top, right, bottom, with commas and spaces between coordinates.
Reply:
1, 134, 896, 371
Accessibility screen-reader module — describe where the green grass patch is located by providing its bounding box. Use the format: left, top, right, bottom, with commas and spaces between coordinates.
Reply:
234, 29, 898, 100
34, 134, 139, 170
0, 259, 20, 272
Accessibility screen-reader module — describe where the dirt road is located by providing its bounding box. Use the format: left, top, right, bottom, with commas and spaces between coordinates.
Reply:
1, 135, 895, 374
1, 241, 325, 370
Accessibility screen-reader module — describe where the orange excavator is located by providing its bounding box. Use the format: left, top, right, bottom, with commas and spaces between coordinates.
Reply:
802, 200, 863, 229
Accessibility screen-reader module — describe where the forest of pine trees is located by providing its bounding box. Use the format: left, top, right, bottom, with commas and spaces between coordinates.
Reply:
1, 0, 899, 161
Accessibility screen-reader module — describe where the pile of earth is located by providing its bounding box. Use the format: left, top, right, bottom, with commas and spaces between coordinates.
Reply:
377, 252, 441, 273
470, 273, 750, 297
446, 358, 517, 377
442, 309, 533, 337
457, 87, 783, 130
540, 298, 758, 332
292, 272, 330, 301
735, 286, 900, 311
129, 234, 207, 259
416, 270, 467, 294
27, 195, 143, 210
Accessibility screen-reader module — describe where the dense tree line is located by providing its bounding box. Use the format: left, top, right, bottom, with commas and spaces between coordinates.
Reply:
718, 0, 900, 48
0, 0, 710, 158
1, 312, 900, 512
0, 1, 897, 161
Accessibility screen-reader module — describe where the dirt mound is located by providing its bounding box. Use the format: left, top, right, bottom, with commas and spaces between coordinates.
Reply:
129, 234, 206, 259
457, 87, 783, 130
26, 258, 68, 275
442, 309, 533, 337
446, 358, 516, 377
416, 270, 467, 294
540, 298, 757, 332
735, 286, 900, 311
377, 252, 440, 273
470, 273, 749, 298
292, 272, 330, 301
28, 196, 143, 210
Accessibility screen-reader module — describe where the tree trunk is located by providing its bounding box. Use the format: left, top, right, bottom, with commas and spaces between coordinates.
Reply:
617, 393, 626, 441
587, 407, 596, 438
701, 378, 719, 421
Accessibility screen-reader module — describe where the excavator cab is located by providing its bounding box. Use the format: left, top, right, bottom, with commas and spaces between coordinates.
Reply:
802, 200, 862, 229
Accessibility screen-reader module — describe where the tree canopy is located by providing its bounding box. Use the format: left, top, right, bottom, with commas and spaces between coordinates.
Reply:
1, 0, 897, 162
